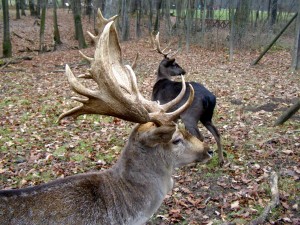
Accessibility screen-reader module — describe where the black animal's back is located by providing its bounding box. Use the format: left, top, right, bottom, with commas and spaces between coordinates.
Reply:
152, 79, 216, 123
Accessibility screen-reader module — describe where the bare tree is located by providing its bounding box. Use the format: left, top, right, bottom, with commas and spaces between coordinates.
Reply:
135, 0, 142, 38
20, 0, 26, 16
270, 0, 278, 27
16, 0, 21, 19
53, 0, 62, 48
154, 0, 163, 32
233, 0, 250, 48
39, 0, 47, 52
71, 0, 87, 48
2, 0, 12, 57
29, 0, 35, 16
292, 7, 300, 70
121, 0, 130, 41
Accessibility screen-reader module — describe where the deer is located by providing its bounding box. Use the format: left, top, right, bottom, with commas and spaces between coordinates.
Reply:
150, 32, 224, 166
0, 11, 213, 225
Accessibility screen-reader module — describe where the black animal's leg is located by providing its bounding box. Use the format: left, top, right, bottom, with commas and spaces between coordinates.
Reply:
203, 121, 224, 166
181, 114, 204, 141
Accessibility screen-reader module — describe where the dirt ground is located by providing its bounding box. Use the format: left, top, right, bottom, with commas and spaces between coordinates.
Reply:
0, 9, 299, 225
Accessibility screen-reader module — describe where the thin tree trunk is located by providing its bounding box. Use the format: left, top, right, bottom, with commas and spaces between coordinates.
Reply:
20, 0, 26, 16
29, 0, 35, 16
292, 6, 300, 70
121, 0, 129, 41
154, 0, 162, 32
39, 0, 47, 52
72, 0, 86, 48
229, 0, 234, 61
2, 0, 12, 57
135, 0, 142, 38
186, 0, 191, 52
270, 0, 278, 27
16, 0, 21, 19
53, 0, 62, 48
36, 0, 41, 17
233, 0, 250, 48
147, 0, 153, 34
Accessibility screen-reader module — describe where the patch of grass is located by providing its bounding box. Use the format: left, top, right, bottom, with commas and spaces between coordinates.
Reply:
53, 146, 67, 158
70, 154, 86, 162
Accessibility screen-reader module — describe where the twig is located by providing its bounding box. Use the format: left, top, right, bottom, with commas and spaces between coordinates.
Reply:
248, 171, 279, 225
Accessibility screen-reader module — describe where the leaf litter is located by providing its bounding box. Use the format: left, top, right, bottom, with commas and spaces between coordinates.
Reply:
0, 9, 299, 225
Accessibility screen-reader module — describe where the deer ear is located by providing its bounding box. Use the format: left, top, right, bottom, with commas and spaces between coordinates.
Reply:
139, 125, 176, 147
167, 58, 176, 65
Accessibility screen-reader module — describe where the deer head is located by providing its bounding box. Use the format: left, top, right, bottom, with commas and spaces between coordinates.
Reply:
151, 32, 186, 81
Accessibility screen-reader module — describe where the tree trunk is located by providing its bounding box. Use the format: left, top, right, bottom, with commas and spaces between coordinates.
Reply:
39, 0, 47, 52
72, 0, 86, 48
16, 0, 21, 19
154, 0, 162, 32
229, 0, 235, 61
20, 0, 26, 16
233, 0, 250, 48
292, 7, 300, 70
186, 0, 192, 52
2, 0, 12, 57
175, 0, 183, 33
104, 0, 118, 19
53, 0, 62, 48
165, 0, 172, 35
147, 0, 153, 34
36, 0, 41, 17
85, 0, 92, 19
135, 0, 142, 38
121, 0, 130, 41
29, 0, 35, 16
270, 0, 278, 27
206, 0, 214, 19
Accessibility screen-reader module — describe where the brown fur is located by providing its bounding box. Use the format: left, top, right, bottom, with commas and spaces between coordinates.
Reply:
0, 123, 212, 225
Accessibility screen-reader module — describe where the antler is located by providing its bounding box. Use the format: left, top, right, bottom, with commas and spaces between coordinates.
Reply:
59, 19, 194, 125
87, 9, 118, 43
151, 31, 179, 58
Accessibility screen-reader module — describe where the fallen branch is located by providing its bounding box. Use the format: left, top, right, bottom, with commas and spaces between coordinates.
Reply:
274, 99, 300, 126
12, 31, 35, 44
0, 56, 33, 70
248, 171, 279, 225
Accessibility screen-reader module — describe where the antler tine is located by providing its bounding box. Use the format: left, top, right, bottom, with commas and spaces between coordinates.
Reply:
131, 52, 139, 70
87, 8, 118, 43
154, 32, 172, 57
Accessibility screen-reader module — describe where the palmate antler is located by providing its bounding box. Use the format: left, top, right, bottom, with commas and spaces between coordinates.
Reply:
59, 18, 194, 125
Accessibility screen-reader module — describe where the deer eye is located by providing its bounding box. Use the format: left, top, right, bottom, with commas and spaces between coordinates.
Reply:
172, 139, 182, 145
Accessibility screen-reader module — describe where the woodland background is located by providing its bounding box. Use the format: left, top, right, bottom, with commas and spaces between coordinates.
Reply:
0, 0, 299, 224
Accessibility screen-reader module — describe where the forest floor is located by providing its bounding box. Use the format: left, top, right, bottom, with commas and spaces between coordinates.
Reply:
0, 9, 299, 225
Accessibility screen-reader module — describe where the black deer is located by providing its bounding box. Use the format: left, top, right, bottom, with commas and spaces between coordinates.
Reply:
151, 33, 224, 166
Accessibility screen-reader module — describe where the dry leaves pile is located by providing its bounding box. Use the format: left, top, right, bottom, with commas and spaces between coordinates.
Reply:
0, 9, 299, 224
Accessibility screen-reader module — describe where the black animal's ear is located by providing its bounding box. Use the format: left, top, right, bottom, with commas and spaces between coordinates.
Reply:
166, 58, 175, 66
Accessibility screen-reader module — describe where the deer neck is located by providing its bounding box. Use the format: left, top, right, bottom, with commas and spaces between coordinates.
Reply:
156, 69, 172, 82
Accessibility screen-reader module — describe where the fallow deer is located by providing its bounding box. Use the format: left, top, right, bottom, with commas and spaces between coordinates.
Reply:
0, 10, 212, 225
151, 32, 224, 166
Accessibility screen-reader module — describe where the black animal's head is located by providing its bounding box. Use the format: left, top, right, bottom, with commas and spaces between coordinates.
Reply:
158, 58, 186, 78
